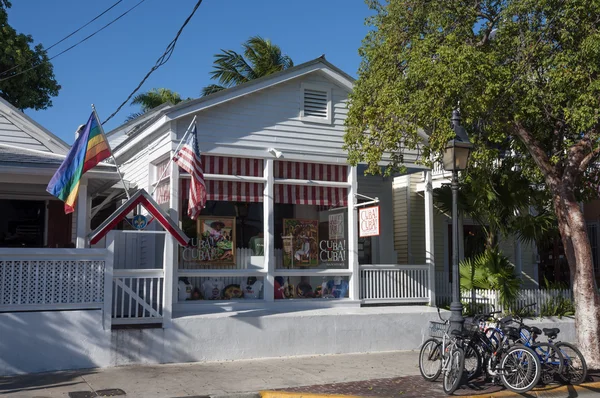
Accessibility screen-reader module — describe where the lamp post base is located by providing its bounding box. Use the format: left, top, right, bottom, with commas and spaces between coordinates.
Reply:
449, 301, 464, 332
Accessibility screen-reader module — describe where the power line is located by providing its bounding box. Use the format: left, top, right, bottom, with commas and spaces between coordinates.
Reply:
101, 0, 204, 125
0, 0, 147, 83
0, 0, 124, 79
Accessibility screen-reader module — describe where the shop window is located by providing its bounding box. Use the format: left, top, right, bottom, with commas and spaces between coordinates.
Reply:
274, 275, 349, 299
180, 200, 265, 270
0, 199, 45, 248
275, 203, 348, 270
178, 276, 264, 301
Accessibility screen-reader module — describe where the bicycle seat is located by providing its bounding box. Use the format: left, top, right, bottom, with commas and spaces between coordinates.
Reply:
531, 326, 542, 335
502, 326, 521, 340
543, 328, 560, 339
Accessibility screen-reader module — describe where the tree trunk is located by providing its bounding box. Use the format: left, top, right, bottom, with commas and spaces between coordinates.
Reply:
554, 193, 600, 369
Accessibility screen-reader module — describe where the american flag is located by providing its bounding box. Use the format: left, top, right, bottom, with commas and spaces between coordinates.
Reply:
173, 125, 206, 219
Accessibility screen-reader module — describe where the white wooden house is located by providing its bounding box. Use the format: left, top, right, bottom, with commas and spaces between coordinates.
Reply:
0, 57, 443, 376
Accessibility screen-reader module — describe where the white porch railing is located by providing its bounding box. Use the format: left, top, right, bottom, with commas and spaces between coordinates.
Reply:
0, 248, 109, 312
111, 269, 164, 325
359, 265, 431, 304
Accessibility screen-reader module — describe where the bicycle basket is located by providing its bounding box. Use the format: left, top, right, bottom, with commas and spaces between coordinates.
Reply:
429, 321, 448, 338
462, 321, 480, 337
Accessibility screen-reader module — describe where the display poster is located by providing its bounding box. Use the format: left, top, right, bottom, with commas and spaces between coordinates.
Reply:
359, 206, 380, 237
191, 216, 236, 264
328, 213, 344, 239
282, 219, 319, 268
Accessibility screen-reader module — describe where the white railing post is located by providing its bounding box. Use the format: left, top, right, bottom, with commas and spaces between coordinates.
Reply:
348, 166, 359, 300
103, 231, 115, 330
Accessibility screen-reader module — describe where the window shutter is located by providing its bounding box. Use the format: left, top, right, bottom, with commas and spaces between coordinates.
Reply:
303, 89, 328, 118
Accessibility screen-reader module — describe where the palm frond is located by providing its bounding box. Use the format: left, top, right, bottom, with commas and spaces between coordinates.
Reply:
201, 84, 226, 97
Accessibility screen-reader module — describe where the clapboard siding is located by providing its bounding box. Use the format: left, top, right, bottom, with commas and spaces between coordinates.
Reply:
392, 175, 409, 263
173, 72, 420, 165
0, 115, 49, 152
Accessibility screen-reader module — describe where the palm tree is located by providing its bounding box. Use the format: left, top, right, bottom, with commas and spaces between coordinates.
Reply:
126, 88, 184, 121
201, 36, 293, 96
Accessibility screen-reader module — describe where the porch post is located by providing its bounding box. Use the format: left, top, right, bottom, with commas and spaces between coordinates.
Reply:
163, 131, 180, 327
103, 230, 116, 330
424, 170, 436, 306
348, 166, 359, 301
76, 180, 89, 248
264, 159, 275, 301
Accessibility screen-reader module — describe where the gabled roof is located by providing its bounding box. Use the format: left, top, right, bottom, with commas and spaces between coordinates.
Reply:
0, 143, 117, 172
165, 55, 355, 121
106, 102, 176, 148
0, 97, 70, 154
89, 189, 189, 246
110, 56, 355, 153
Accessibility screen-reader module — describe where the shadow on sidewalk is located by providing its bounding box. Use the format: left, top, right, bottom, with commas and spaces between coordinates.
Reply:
0, 369, 94, 395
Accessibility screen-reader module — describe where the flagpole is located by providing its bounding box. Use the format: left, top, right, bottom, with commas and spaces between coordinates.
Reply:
91, 104, 131, 200
150, 115, 197, 196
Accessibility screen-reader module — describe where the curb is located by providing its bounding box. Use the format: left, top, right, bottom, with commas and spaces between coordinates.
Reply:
458, 380, 600, 398
259, 392, 364, 398
258, 380, 600, 398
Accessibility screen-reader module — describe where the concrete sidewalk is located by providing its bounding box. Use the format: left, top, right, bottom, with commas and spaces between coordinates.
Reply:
0, 351, 421, 397
1, 351, 599, 398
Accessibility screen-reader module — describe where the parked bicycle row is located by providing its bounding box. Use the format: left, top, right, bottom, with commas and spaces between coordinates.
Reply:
418, 303, 588, 395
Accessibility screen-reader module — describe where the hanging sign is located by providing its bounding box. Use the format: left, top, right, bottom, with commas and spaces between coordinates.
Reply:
132, 214, 148, 230
359, 206, 380, 237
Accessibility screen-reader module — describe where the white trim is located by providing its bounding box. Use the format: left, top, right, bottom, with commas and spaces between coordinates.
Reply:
0, 303, 103, 312
274, 177, 349, 187
180, 173, 266, 183
424, 170, 435, 305
76, 182, 88, 248
359, 264, 427, 270
348, 166, 359, 300
275, 269, 352, 276
264, 158, 275, 301
178, 270, 267, 277
113, 269, 164, 277
300, 83, 332, 125
407, 174, 412, 263
0, 247, 108, 258
0, 164, 119, 180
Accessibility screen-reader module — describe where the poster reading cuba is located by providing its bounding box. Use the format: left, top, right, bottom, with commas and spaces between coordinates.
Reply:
282, 219, 318, 268
192, 216, 236, 264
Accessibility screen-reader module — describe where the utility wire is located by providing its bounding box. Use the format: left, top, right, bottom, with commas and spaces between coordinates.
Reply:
0, 0, 146, 83
101, 0, 203, 125
0, 0, 124, 79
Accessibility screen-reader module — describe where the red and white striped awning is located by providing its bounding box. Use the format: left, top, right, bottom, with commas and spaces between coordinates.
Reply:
178, 157, 348, 207
181, 155, 264, 203
274, 161, 348, 207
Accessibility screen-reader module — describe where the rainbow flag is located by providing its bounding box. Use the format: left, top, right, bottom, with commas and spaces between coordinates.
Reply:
47, 112, 112, 213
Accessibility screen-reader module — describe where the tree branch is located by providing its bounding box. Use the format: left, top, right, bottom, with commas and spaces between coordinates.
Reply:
512, 122, 559, 188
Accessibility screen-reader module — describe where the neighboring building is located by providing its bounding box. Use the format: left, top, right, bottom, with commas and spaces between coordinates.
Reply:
0, 97, 121, 249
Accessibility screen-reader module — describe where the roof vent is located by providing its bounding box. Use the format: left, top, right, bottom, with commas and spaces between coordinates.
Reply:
303, 89, 328, 118
301, 84, 332, 124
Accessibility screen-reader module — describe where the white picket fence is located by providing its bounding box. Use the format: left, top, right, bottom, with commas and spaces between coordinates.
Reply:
435, 270, 573, 315
111, 269, 164, 325
359, 265, 431, 304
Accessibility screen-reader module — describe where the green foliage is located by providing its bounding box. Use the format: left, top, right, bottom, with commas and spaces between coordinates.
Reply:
459, 247, 521, 310
201, 36, 293, 96
126, 88, 184, 121
0, 1, 60, 110
345, 0, 600, 200
540, 295, 575, 319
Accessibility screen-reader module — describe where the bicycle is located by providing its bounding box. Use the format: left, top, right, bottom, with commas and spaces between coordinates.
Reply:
418, 308, 465, 394
464, 311, 542, 393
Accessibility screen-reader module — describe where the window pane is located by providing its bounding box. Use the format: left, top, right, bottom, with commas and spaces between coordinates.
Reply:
275, 203, 348, 270
274, 275, 349, 299
0, 199, 45, 248
178, 276, 264, 300
180, 200, 264, 270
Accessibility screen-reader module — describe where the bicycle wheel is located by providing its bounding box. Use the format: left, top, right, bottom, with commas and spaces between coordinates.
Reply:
464, 342, 482, 381
555, 342, 587, 385
531, 342, 564, 384
443, 347, 465, 395
419, 338, 442, 382
499, 344, 541, 393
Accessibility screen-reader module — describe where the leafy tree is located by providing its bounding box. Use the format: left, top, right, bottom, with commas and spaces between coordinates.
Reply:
0, 1, 60, 110
126, 88, 184, 121
201, 35, 293, 96
345, 0, 600, 367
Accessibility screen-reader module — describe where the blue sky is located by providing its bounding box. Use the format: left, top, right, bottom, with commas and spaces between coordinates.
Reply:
8, 0, 373, 145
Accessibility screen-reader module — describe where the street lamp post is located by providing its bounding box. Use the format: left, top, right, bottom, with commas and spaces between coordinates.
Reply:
442, 108, 474, 332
